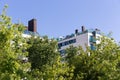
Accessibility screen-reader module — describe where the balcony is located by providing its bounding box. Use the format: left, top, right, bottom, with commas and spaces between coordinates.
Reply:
90, 36, 96, 43
90, 44, 96, 50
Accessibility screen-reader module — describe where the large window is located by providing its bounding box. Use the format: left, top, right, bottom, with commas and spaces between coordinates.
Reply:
58, 39, 76, 49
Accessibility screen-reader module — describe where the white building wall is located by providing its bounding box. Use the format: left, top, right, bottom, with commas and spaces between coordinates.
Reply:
75, 33, 89, 50
96, 34, 101, 44
58, 33, 89, 51
58, 31, 102, 52
22, 34, 31, 38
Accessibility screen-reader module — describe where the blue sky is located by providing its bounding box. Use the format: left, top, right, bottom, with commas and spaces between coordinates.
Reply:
0, 0, 120, 42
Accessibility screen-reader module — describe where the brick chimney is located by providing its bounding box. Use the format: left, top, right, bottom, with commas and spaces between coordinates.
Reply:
28, 19, 37, 32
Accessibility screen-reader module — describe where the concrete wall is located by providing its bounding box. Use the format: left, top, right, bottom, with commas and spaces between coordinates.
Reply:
58, 33, 89, 51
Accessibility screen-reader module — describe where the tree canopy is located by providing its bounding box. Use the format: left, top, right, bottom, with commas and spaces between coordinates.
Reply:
0, 5, 120, 80
65, 37, 120, 80
27, 36, 71, 80
0, 5, 30, 79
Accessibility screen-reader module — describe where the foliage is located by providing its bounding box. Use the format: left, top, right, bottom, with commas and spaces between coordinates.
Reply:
27, 36, 70, 79
65, 37, 120, 80
0, 5, 30, 79
1, 5, 120, 80
27, 31, 120, 80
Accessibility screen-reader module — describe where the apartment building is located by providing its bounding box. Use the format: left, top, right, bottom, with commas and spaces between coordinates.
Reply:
23, 19, 102, 55
57, 26, 101, 55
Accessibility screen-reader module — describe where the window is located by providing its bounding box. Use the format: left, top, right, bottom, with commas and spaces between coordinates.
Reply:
58, 43, 62, 49
58, 39, 76, 48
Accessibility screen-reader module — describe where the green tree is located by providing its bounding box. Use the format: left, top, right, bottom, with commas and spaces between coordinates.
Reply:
0, 5, 30, 79
28, 36, 69, 79
65, 37, 120, 80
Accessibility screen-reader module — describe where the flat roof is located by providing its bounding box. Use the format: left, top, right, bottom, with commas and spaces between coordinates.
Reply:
56, 29, 102, 42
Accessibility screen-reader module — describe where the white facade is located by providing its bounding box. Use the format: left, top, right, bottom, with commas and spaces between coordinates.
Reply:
58, 33, 89, 51
58, 28, 101, 53
22, 34, 31, 38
